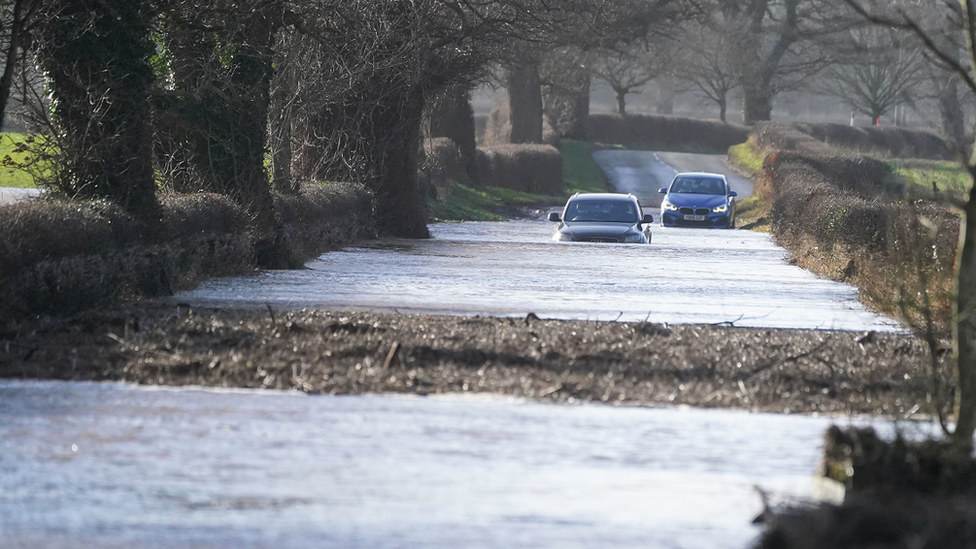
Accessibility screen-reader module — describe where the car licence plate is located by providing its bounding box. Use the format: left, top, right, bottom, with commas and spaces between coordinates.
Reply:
683, 214, 706, 221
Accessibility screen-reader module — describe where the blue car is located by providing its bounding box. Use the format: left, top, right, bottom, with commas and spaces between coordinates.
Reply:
659, 172, 737, 228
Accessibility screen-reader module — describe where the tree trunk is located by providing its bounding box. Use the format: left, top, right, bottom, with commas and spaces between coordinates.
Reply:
374, 86, 430, 238
616, 89, 627, 116
718, 95, 727, 123
939, 77, 967, 155
952, 163, 976, 450
227, 8, 278, 236
741, 78, 773, 125
568, 75, 590, 140
429, 85, 478, 184
507, 63, 543, 144
270, 45, 296, 194
37, 0, 160, 220
0, 0, 27, 131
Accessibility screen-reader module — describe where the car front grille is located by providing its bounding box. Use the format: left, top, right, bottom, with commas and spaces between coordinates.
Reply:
678, 207, 711, 215
579, 237, 619, 243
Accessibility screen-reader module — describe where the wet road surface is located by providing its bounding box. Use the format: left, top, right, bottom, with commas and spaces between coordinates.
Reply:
177, 219, 896, 331
0, 187, 42, 205
592, 151, 752, 207
0, 379, 884, 549
178, 150, 895, 331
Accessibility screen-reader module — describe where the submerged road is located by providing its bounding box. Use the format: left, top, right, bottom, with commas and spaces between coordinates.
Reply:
1, 379, 874, 549
177, 150, 897, 332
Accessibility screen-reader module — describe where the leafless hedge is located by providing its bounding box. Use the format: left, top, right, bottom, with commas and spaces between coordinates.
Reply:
422, 138, 473, 199
764, 151, 959, 328
756, 122, 953, 160
585, 114, 749, 153
476, 144, 563, 195
0, 183, 372, 317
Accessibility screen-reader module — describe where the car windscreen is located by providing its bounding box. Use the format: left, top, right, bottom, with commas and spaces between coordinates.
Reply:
564, 200, 639, 223
669, 177, 726, 195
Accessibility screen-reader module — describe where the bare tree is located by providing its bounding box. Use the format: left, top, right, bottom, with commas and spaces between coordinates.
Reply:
500, 0, 697, 142
820, 26, 926, 124
155, 0, 283, 241
719, 0, 832, 124
279, 0, 572, 237
844, 0, 976, 451
0, 0, 37, 130
671, 12, 742, 122
540, 46, 591, 139
591, 47, 655, 116
32, 0, 160, 220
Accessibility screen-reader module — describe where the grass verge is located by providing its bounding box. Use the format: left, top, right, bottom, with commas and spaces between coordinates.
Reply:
0, 133, 42, 188
431, 184, 558, 222
560, 139, 608, 194
727, 136, 765, 178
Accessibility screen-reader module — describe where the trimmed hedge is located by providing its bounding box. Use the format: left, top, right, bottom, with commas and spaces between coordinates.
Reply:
764, 151, 959, 328
0, 183, 374, 318
476, 144, 563, 195
756, 122, 953, 161
585, 114, 749, 153
422, 137, 472, 197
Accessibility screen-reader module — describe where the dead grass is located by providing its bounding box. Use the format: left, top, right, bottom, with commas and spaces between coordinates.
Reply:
0, 304, 944, 418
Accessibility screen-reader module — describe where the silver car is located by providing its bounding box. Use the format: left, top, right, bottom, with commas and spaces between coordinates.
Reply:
547, 193, 653, 243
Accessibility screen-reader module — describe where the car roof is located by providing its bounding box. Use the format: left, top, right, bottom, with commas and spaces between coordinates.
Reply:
567, 193, 639, 202
673, 172, 727, 180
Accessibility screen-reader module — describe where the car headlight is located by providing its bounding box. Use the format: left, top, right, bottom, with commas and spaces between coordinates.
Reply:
555, 232, 574, 242
712, 204, 728, 213
662, 200, 677, 211
622, 233, 645, 243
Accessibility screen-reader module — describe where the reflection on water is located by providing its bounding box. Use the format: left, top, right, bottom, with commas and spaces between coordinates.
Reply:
0, 380, 875, 549
176, 218, 899, 332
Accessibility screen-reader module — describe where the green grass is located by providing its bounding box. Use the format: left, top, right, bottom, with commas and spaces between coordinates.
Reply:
0, 133, 41, 188
560, 139, 609, 194
432, 184, 557, 222
890, 158, 972, 197
727, 139, 764, 177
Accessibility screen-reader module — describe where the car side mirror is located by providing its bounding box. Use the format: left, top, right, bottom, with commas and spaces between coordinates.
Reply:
729, 191, 738, 197
547, 212, 561, 222
642, 213, 654, 224
658, 187, 667, 194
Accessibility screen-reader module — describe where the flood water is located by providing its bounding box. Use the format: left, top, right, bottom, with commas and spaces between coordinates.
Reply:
176, 149, 896, 331
0, 380, 894, 549
177, 218, 898, 332
0, 152, 907, 548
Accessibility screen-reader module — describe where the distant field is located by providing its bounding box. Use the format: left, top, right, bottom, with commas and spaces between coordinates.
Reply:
890, 158, 972, 197
0, 133, 40, 188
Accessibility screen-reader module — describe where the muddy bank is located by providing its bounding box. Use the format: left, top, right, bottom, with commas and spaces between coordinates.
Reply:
0, 303, 945, 417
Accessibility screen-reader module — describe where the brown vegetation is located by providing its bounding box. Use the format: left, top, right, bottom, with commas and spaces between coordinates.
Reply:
754, 426, 976, 549
0, 183, 372, 318
476, 144, 563, 195
761, 150, 959, 332
0, 305, 942, 418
